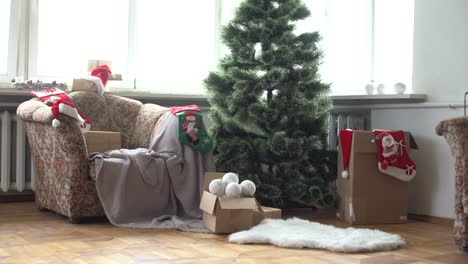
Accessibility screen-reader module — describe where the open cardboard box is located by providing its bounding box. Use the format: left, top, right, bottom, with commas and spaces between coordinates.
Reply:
336, 130, 418, 225
200, 172, 281, 233
72, 79, 100, 93
83, 131, 121, 154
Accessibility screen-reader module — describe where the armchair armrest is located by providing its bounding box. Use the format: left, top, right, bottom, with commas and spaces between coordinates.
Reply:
18, 100, 90, 196
132, 103, 169, 148
436, 117, 468, 136
17, 98, 55, 124
22, 114, 97, 217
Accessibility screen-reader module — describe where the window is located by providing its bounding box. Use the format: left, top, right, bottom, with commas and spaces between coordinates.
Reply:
130, 0, 216, 94
1, 0, 414, 96
301, 0, 414, 95
218, 0, 414, 95
29, 0, 216, 95
32, 0, 128, 79
373, 0, 414, 92
0, 0, 11, 76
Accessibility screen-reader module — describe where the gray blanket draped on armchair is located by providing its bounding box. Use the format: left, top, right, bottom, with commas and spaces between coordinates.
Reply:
90, 112, 215, 232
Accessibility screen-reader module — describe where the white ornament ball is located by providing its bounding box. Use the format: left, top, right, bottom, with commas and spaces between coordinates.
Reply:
222, 172, 239, 184
225, 183, 242, 198
365, 83, 375, 95
342, 170, 349, 179
209, 179, 226, 196
376, 84, 385, 95
240, 180, 256, 197
394, 82, 406, 94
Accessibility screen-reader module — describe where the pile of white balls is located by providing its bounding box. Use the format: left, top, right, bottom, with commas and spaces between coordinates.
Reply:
209, 172, 256, 198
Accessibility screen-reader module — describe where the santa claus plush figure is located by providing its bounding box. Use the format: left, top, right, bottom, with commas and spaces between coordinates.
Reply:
181, 111, 201, 144
374, 130, 416, 182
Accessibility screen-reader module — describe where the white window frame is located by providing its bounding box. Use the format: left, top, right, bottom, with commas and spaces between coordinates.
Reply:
0, 0, 22, 84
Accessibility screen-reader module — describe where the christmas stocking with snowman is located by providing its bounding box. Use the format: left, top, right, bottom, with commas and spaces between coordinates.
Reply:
374, 129, 416, 181
170, 105, 213, 152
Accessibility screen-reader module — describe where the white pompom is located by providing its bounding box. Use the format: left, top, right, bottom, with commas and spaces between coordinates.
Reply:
240, 180, 256, 197
209, 179, 226, 196
342, 170, 349, 179
222, 172, 239, 184
52, 119, 60, 127
225, 183, 242, 198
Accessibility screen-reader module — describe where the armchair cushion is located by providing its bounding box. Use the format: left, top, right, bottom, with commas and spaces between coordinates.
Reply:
105, 95, 143, 148
70, 92, 112, 131
133, 104, 169, 148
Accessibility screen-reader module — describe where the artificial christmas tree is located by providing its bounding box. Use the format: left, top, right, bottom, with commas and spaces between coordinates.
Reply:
205, 0, 336, 208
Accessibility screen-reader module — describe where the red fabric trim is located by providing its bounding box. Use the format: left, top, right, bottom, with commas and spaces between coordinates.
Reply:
170, 105, 201, 114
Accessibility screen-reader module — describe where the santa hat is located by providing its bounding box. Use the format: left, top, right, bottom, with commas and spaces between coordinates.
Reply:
91, 65, 112, 87
339, 129, 353, 179
31, 88, 90, 130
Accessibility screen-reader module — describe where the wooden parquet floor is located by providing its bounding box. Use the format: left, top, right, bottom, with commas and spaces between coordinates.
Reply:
0, 202, 467, 264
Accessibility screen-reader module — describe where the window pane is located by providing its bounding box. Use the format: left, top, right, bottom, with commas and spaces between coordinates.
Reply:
133, 0, 216, 94
321, 0, 373, 95
0, 0, 11, 75
36, 0, 128, 78
374, 0, 414, 92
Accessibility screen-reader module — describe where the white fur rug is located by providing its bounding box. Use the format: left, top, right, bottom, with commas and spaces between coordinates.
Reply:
229, 218, 406, 253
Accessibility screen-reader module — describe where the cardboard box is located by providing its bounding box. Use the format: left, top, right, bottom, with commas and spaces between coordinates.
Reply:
252, 206, 282, 226
200, 191, 259, 233
83, 131, 121, 154
336, 131, 418, 225
72, 79, 100, 93
200, 172, 281, 233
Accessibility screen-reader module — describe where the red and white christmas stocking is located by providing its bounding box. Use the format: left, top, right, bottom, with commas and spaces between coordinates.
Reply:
31, 88, 91, 131
373, 129, 416, 181
339, 129, 353, 179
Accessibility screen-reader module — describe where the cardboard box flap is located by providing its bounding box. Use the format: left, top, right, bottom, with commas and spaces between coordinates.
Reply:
204, 172, 225, 191
218, 197, 259, 210
409, 134, 419, 150
200, 191, 218, 215
255, 200, 264, 212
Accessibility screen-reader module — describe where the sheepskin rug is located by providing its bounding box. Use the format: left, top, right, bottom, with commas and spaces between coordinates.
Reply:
228, 218, 406, 253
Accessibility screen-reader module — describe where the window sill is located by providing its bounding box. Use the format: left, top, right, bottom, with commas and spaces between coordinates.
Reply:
331, 94, 427, 105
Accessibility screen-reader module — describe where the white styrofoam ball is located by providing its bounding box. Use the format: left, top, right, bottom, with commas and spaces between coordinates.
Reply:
209, 179, 226, 196
222, 172, 239, 184
225, 183, 242, 198
240, 180, 256, 197
394, 82, 406, 94
376, 83, 385, 94
364, 83, 375, 95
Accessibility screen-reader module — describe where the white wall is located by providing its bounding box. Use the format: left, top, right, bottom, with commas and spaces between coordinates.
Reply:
370, 0, 468, 218
372, 107, 461, 218
412, 0, 468, 102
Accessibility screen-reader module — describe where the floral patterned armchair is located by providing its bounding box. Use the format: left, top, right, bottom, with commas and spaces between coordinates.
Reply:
17, 86, 168, 222
436, 117, 468, 252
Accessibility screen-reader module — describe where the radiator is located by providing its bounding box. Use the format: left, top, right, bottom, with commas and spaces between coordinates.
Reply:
329, 110, 370, 150
0, 108, 366, 193
0, 111, 35, 193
